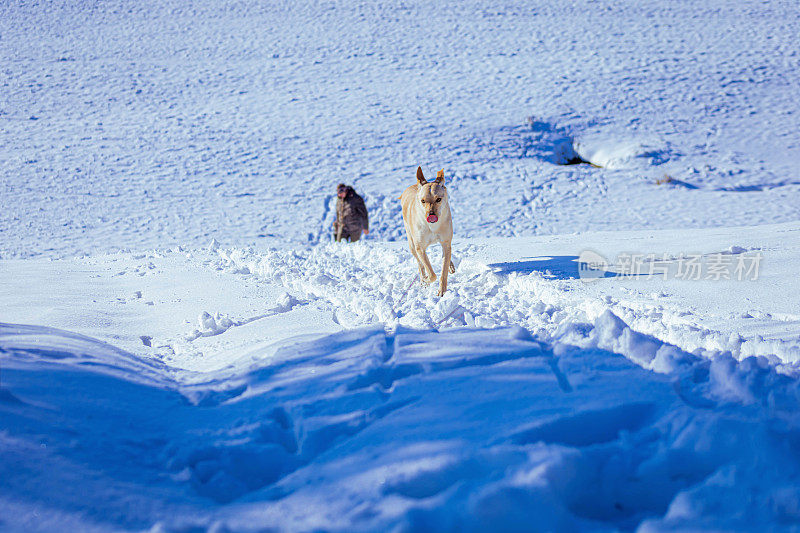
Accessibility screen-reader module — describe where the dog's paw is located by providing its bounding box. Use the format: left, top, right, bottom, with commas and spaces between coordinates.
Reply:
419, 273, 436, 285
437, 286, 447, 297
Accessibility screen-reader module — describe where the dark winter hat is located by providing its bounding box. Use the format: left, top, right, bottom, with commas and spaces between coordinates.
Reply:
337, 183, 347, 194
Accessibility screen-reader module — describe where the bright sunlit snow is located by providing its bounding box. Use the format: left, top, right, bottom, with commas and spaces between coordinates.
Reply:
2, 1, 800, 531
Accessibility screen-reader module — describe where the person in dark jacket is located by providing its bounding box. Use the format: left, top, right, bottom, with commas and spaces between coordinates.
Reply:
333, 183, 369, 242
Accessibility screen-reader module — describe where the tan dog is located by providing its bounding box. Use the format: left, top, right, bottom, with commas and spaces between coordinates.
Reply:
400, 166, 455, 296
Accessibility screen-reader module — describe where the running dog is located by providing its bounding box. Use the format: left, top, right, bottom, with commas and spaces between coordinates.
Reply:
400, 166, 455, 296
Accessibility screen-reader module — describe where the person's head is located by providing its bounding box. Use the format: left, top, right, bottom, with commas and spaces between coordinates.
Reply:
337, 183, 348, 198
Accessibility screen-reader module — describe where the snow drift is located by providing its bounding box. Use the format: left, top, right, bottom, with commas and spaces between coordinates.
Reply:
3, 317, 800, 531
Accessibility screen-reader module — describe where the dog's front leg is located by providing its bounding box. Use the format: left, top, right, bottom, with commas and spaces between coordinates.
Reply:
408, 243, 427, 283
443, 247, 456, 273
415, 244, 437, 283
438, 242, 451, 296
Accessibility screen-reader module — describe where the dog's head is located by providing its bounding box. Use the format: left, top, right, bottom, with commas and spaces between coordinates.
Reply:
415, 166, 447, 224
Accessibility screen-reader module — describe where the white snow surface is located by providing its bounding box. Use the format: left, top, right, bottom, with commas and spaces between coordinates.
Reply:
2, 0, 800, 257
2, 0, 800, 531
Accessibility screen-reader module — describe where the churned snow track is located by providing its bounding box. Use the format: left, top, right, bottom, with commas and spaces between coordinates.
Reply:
214, 228, 800, 374
3, 221, 798, 375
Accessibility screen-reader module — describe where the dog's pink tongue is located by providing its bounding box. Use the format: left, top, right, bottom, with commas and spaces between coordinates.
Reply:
427, 214, 438, 223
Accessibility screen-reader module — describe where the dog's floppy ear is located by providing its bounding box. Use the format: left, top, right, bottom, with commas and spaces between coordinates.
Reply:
435, 169, 445, 184
416, 166, 427, 185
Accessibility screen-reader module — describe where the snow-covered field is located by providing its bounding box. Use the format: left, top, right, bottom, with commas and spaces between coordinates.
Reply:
2, 0, 800, 531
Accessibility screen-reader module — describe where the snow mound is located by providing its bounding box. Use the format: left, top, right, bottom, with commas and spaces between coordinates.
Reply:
573, 139, 669, 169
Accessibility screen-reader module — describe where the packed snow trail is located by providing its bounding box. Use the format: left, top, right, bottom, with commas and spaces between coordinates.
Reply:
3, 320, 800, 531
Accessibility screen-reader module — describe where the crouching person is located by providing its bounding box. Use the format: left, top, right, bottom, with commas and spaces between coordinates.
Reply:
333, 183, 369, 242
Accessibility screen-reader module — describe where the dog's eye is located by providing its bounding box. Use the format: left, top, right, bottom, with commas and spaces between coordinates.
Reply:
436, 198, 442, 203
420, 199, 426, 204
